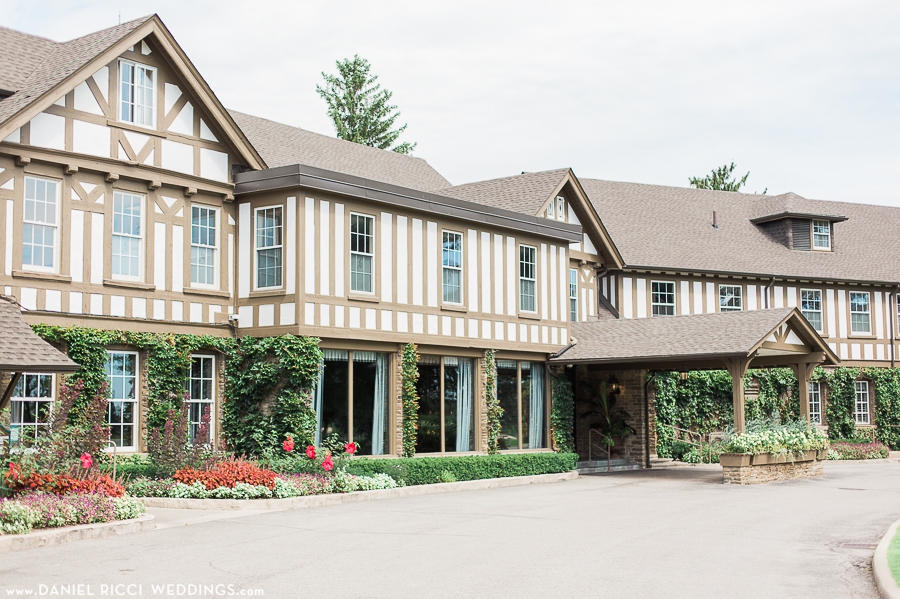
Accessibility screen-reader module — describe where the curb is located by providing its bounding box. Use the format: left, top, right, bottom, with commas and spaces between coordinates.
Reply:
0, 514, 155, 553
874, 517, 900, 599
139, 470, 579, 510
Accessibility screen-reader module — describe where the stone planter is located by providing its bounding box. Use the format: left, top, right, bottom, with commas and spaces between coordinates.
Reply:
722, 450, 825, 485
817, 449, 828, 460
719, 453, 751, 467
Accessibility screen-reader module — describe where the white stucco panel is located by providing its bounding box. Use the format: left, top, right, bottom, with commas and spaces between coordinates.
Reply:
169, 101, 193, 136
72, 120, 109, 157
30, 113, 65, 150
74, 81, 104, 115
92, 66, 109, 102
200, 148, 228, 182
161, 139, 194, 174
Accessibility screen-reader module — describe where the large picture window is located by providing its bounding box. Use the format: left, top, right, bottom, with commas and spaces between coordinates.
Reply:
854, 381, 870, 424
255, 206, 283, 289
22, 177, 59, 271
809, 381, 822, 425
519, 245, 537, 313
9, 373, 54, 444
186, 355, 215, 442
415, 355, 475, 453
350, 214, 375, 293
314, 350, 390, 455
719, 285, 742, 312
112, 191, 143, 279
442, 231, 463, 304
651, 281, 675, 316
119, 60, 155, 127
190, 206, 217, 286
496, 360, 547, 450
801, 289, 823, 332
106, 351, 138, 450
850, 292, 871, 334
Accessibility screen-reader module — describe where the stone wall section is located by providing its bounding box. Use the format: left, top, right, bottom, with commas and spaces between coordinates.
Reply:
722, 460, 824, 484
394, 345, 405, 456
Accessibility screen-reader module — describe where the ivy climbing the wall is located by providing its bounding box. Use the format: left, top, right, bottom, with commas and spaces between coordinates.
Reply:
866, 368, 900, 449
483, 350, 501, 455
550, 371, 575, 453
820, 367, 860, 441
400, 343, 420, 457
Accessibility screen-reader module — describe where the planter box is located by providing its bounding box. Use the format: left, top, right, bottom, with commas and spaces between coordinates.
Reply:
749, 450, 819, 466
719, 453, 751, 467
818, 449, 828, 460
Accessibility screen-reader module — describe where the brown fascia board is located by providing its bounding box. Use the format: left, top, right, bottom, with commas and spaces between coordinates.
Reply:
549, 350, 749, 366
234, 164, 584, 242
620, 264, 899, 288
750, 211, 849, 225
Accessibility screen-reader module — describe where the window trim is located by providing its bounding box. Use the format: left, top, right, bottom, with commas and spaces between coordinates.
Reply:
190, 204, 219, 289
811, 219, 831, 251
21, 175, 60, 274
849, 291, 872, 335
556, 196, 565, 222
719, 284, 743, 312
441, 229, 463, 305
106, 350, 140, 453
651, 280, 676, 317
9, 372, 55, 443
186, 354, 216, 442
518, 244, 538, 314
854, 380, 870, 425
118, 59, 157, 129
809, 381, 822, 425
111, 190, 145, 282
800, 288, 824, 334
349, 212, 376, 295
569, 268, 578, 322
545, 199, 555, 219
253, 205, 284, 291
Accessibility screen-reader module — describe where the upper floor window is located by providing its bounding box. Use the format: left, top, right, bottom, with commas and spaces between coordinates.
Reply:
22, 177, 59, 272
119, 60, 156, 127
719, 285, 742, 312
519, 245, 537, 313
651, 281, 675, 316
186, 355, 215, 442
801, 289, 823, 333
854, 381, 870, 424
190, 206, 217, 286
255, 206, 282, 289
112, 191, 143, 280
569, 269, 578, 322
10, 373, 54, 444
809, 382, 822, 425
812, 220, 831, 250
849, 292, 871, 334
545, 199, 555, 219
442, 231, 462, 304
556, 196, 565, 221
350, 213, 375, 293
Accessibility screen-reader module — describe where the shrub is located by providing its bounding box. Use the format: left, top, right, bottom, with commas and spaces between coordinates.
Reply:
828, 441, 890, 460
105, 454, 158, 479
125, 477, 177, 497
14, 492, 116, 529
670, 441, 693, 461
0, 501, 37, 535
721, 419, 829, 455
173, 460, 277, 490
113, 497, 146, 520
148, 403, 217, 478
5, 469, 124, 498
344, 453, 578, 486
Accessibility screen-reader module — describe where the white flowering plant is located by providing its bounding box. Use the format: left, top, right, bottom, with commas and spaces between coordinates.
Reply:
721, 419, 829, 455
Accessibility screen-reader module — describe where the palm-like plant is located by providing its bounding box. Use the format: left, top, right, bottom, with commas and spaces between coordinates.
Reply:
580, 381, 635, 471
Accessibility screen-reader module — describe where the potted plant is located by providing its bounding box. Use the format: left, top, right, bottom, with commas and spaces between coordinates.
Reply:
580, 380, 635, 472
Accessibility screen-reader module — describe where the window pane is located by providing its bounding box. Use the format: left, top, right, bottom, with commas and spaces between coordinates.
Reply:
319, 354, 349, 443
415, 359, 442, 453
350, 214, 375, 293
651, 281, 675, 316
106, 352, 137, 448
719, 285, 742, 311
444, 358, 475, 452
497, 360, 519, 450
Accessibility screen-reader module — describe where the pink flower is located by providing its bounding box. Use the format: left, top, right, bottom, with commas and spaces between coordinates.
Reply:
282, 436, 295, 452
80, 453, 93, 469
344, 442, 357, 455
322, 455, 334, 472
305, 445, 316, 460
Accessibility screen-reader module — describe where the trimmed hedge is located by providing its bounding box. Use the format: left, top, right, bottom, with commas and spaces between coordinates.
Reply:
344, 452, 578, 486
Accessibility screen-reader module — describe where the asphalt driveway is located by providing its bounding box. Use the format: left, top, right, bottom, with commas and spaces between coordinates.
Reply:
2, 462, 898, 598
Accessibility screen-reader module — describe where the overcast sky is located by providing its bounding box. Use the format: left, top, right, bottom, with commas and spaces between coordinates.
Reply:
6, 1, 900, 205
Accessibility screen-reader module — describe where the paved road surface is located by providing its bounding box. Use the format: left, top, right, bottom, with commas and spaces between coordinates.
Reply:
2, 462, 899, 598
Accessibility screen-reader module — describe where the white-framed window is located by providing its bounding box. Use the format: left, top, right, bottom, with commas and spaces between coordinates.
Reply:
119, 59, 156, 127
809, 381, 822, 425
854, 380, 870, 424
569, 268, 578, 322
106, 351, 138, 450
850, 292, 871, 334
812, 220, 831, 250
651, 281, 676, 316
190, 205, 217, 287
186, 355, 215, 442
719, 285, 742, 312
9, 373, 54, 443
255, 206, 283, 289
519, 245, 537, 313
350, 213, 375, 293
801, 289, 823, 333
22, 176, 60, 272
556, 196, 565, 221
442, 231, 462, 304
545, 199, 555, 219
112, 191, 143, 280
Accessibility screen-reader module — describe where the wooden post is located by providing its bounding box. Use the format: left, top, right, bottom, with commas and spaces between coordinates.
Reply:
792, 362, 817, 427
724, 358, 750, 434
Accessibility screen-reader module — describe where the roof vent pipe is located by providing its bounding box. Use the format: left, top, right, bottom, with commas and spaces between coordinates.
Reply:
712, 211, 719, 229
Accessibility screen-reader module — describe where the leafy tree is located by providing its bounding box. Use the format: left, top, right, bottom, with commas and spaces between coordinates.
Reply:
316, 55, 416, 155
689, 162, 765, 193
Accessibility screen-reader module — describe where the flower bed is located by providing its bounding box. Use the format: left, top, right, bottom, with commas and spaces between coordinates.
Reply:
718, 421, 829, 484
720, 420, 829, 456
0, 492, 146, 535
827, 441, 890, 460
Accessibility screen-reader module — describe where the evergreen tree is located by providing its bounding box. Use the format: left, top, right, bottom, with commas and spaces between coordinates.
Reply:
316, 55, 416, 155
689, 162, 765, 193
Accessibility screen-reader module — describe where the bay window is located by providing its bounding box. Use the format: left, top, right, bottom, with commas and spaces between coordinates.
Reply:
415, 355, 475, 453
496, 360, 547, 450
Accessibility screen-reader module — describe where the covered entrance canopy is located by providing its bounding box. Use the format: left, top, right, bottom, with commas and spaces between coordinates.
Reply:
551, 307, 839, 433
0, 297, 78, 413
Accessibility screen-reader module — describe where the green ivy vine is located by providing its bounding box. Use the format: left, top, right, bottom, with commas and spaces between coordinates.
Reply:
483, 349, 501, 454
400, 343, 420, 457
550, 370, 575, 453
865, 368, 900, 449
820, 367, 860, 441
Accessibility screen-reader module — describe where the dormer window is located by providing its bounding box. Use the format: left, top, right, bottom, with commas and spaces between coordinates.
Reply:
119, 59, 156, 128
556, 196, 566, 221
546, 199, 555, 219
812, 220, 831, 250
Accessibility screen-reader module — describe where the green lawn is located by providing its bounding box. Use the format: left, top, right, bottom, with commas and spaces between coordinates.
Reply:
889, 527, 900, 586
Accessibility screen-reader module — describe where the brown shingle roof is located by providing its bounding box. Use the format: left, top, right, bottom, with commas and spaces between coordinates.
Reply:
0, 17, 152, 126
0, 298, 77, 372
434, 169, 570, 214
553, 308, 836, 365
581, 179, 900, 284
0, 27, 59, 94
229, 110, 451, 192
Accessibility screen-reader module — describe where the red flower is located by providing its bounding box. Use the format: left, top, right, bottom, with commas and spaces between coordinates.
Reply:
344, 442, 357, 455
305, 445, 316, 460
282, 436, 295, 452
322, 455, 334, 471
6, 462, 20, 482
80, 453, 93, 469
